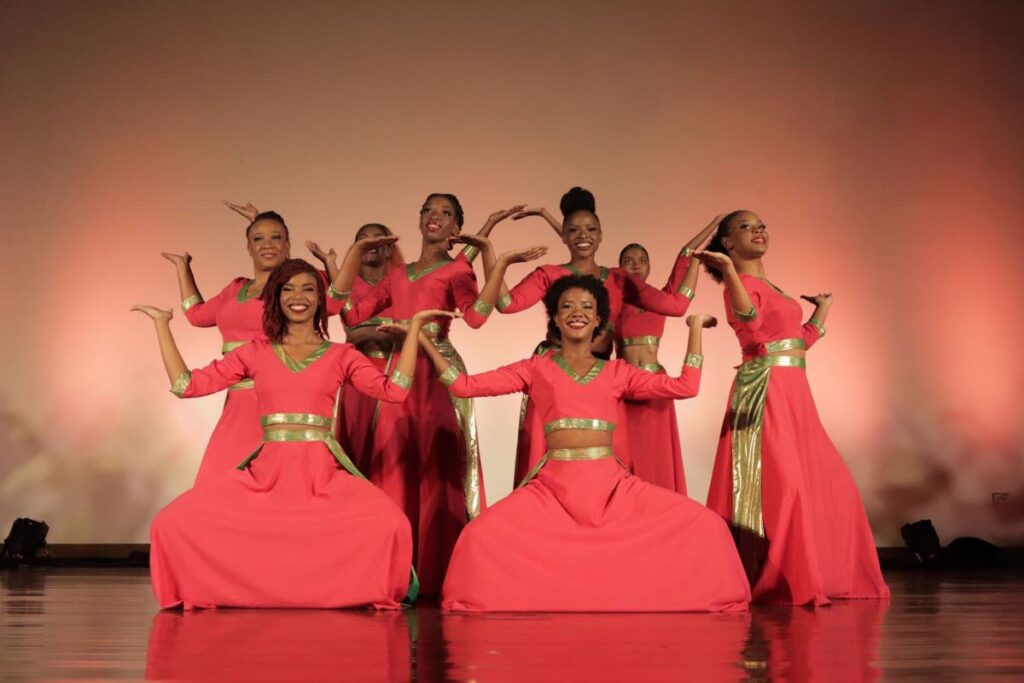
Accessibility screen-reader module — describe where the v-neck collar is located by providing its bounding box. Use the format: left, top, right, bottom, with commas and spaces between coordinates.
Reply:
406, 258, 453, 282
562, 264, 609, 282
237, 279, 260, 303
271, 340, 331, 372
552, 354, 605, 385
757, 276, 791, 299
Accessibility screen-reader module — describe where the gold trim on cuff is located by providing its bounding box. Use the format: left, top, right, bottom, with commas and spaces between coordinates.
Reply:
327, 284, 350, 302
438, 365, 461, 387
229, 379, 255, 391
472, 299, 494, 317
461, 245, 480, 262
684, 353, 704, 369
170, 371, 191, 397
735, 306, 757, 321
680, 247, 693, 258
678, 285, 695, 300
543, 417, 616, 434
496, 293, 512, 311
390, 369, 413, 389
181, 295, 202, 312
811, 319, 825, 337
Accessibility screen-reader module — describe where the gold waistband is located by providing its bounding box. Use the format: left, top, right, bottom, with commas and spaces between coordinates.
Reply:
394, 319, 445, 340
763, 338, 807, 354
260, 413, 333, 428
621, 335, 660, 347
262, 428, 332, 442
739, 354, 807, 371
543, 418, 616, 434
637, 362, 664, 373
363, 350, 390, 359
547, 446, 614, 461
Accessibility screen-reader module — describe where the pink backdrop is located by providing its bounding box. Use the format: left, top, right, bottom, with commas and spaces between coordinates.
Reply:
2, 1, 1022, 544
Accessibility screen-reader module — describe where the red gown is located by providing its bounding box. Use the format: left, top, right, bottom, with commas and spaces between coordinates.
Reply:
150, 339, 414, 609
182, 274, 342, 486
498, 253, 694, 485
339, 253, 491, 594
437, 353, 750, 612
335, 275, 395, 476
616, 304, 687, 494
705, 274, 890, 605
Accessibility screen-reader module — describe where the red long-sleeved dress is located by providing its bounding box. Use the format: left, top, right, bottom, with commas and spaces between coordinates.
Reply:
616, 304, 687, 494
705, 275, 889, 605
436, 353, 750, 612
181, 274, 342, 485
339, 253, 492, 594
150, 339, 414, 609
497, 253, 693, 485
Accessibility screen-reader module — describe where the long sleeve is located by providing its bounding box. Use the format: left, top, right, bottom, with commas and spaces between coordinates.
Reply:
619, 357, 702, 400
182, 279, 241, 328
174, 344, 255, 398
497, 267, 552, 314
340, 345, 411, 402
661, 250, 693, 296
726, 276, 765, 334
439, 358, 534, 398
619, 269, 691, 317
449, 259, 490, 329
802, 318, 825, 349
318, 270, 345, 316
340, 271, 392, 327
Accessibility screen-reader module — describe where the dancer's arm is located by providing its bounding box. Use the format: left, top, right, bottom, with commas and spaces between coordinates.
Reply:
621, 314, 715, 400
330, 234, 400, 312
799, 293, 832, 348
416, 333, 533, 398
161, 252, 221, 325
131, 305, 250, 396
693, 251, 759, 330
454, 242, 548, 324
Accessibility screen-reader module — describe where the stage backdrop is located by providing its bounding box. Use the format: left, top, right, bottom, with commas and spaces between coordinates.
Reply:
2, 1, 1022, 545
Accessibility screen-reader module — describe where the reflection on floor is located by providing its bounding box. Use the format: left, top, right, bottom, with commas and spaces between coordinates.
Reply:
2, 569, 1023, 681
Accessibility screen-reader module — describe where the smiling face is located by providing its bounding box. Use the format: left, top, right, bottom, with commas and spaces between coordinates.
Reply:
554, 287, 601, 343
279, 271, 319, 324
418, 196, 460, 245
247, 219, 290, 271
562, 210, 603, 260
619, 246, 650, 282
721, 211, 769, 258
356, 224, 391, 267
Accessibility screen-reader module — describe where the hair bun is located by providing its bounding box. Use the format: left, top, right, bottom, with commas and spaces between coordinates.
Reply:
559, 186, 596, 217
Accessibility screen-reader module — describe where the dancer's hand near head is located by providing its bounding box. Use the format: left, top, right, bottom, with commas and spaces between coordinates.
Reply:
306, 241, 339, 281
498, 245, 548, 265
331, 234, 401, 298
512, 207, 563, 237
224, 200, 259, 223
380, 310, 461, 385
474, 244, 548, 315
475, 205, 528, 239
131, 305, 188, 385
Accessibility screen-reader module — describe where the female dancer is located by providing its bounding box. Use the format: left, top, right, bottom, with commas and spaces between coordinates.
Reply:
330, 193, 546, 594
695, 210, 889, 606
411, 275, 749, 612
616, 243, 687, 494
136, 258, 451, 609
459, 187, 717, 483
163, 209, 342, 485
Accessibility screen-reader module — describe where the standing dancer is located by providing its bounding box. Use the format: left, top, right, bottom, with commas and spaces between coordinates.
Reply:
412, 275, 749, 612
330, 193, 546, 594
695, 210, 889, 606
163, 210, 342, 484
616, 243, 689, 494
137, 258, 452, 609
460, 187, 716, 484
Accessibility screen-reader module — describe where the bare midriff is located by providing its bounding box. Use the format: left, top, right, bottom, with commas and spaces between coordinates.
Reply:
545, 428, 614, 451
622, 345, 659, 368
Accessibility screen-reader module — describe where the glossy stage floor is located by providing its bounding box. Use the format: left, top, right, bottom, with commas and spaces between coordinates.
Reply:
2, 569, 1023, 681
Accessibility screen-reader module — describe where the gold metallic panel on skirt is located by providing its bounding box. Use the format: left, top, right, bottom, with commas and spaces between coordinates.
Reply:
431, 336, 483, 521
730, 353, 807, 537
518, 446, 621, 487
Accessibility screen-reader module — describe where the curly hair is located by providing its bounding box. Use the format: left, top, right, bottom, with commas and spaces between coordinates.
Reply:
261, 259, 330, 342
703, 210, 748, 283
355, 222, 404, 268
543, 275, 611, 341
423, 193, 464, 228
618, 242, 649, 264
246, 210, 290, 240
559, 186, 596, 217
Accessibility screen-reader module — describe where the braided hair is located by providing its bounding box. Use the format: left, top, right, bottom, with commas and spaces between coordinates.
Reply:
261, 259, 330, 342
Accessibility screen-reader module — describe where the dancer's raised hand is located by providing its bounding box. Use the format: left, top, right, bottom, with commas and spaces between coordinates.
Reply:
800, 293, 833, 307
686, 313, 718, 329
161, 252, 192, 269
224, 200, 259, 222
512, 207, 562, 237
498, 245, 548, 264
131, 304, 174, 323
